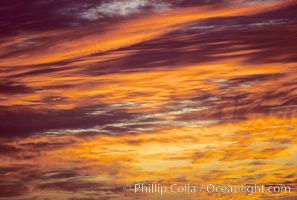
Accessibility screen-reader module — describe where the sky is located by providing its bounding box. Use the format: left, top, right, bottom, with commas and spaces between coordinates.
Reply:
0, 0, 297, 199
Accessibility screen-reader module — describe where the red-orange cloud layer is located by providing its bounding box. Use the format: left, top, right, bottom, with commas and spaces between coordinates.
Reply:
0, 0, 296, 199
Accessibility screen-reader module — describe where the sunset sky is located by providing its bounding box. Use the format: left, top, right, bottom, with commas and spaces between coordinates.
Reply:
0, 0, 297, 199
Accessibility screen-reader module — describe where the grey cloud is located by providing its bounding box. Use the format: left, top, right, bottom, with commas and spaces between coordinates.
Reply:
80, 0, 172, 20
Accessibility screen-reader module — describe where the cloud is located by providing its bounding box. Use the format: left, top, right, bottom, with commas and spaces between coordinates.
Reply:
0, 183, 29, 197
0, 82, 34, 94
80, 0, 171, 20
0, 1, 297, 199
0, 104, 140, 137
